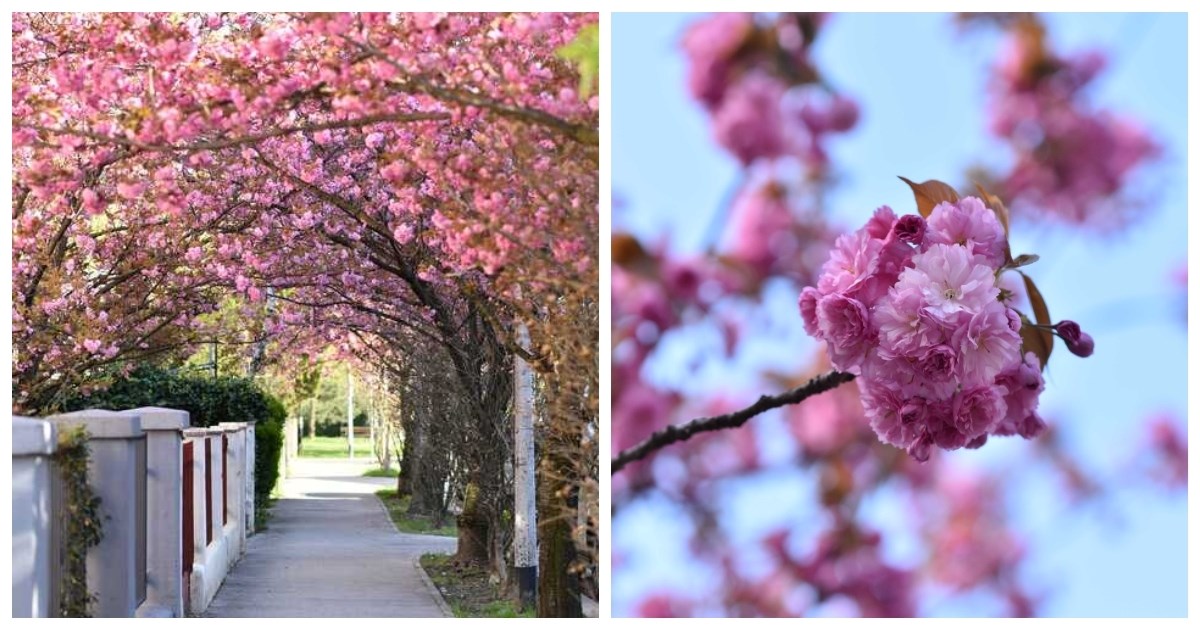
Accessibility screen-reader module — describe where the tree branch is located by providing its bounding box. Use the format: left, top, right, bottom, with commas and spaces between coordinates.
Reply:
21, 111, 448, 153
611, 371, 856, 474
342, 36, 598, 147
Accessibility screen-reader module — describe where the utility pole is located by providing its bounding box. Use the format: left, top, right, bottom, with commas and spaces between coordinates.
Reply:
368, 372, 377, 465
247, 287, 276, 377
347, 369, 355, 459
514, 323, 538, 609
210, 340, 218, 379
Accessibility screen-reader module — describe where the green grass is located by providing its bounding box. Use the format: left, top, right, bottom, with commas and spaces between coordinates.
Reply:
362, 467, 398, 478
420, 553, 534, 618
298, 435, 374, 459
468, 600, 533, 618
375, 489, 457, 537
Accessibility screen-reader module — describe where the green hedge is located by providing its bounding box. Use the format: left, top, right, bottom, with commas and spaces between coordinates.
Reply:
64, 365, 284, 508
255, 396, 286, 509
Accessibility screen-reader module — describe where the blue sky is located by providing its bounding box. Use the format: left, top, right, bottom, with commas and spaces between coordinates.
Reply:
612, 12, 1187, 617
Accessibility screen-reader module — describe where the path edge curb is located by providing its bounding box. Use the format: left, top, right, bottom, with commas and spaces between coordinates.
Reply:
371, 492, 455, 618
413, 555, 455, 618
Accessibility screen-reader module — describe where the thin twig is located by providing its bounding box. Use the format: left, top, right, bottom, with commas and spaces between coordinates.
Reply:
611, 370, 856, 474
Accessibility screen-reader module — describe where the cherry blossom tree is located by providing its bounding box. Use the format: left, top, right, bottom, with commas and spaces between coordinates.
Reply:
13, 11, 598, 616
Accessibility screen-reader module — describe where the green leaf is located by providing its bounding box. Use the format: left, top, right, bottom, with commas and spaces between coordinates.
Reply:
898, 176, 959, 218
556, 23, 599, 100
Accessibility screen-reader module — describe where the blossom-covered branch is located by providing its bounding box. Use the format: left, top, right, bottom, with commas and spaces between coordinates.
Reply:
612, 370, 856, 474
21, 111, 451, 153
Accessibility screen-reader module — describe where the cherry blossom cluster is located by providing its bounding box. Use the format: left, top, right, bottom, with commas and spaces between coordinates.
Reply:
985, 16, 1158, 229
682, 12, 858, 171
799, 196, 1083, 460
679, 14, 854, 290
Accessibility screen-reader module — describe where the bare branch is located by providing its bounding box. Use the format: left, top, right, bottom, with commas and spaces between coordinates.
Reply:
611, 371, 857, 474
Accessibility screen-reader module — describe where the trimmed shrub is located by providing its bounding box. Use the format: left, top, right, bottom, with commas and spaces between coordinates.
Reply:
255, 395, 286, 508
64, 365, 285, 506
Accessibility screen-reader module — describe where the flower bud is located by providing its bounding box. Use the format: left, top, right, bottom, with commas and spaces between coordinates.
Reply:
1067, 331, 1094, 357
1054, 320, 1094, 357
891, 214, 926, 246
828, 95, 860, 132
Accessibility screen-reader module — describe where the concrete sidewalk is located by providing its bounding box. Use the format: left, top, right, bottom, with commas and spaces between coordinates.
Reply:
203, 458, 456, 618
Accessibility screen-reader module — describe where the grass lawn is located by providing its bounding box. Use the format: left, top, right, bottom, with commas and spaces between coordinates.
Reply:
375, 489, 457, 537
362, 467, 398, 478
298, 435, 374, 458
420, 553, 533, 618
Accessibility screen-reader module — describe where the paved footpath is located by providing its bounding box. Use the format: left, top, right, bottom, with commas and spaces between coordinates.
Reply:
204, 458, 456, 618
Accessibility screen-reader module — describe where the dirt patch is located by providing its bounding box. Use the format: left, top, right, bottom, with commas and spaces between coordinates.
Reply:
419, 553, 532, 617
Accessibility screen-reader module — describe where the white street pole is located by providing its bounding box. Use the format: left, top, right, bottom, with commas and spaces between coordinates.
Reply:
347, 370, 355, 459
368, 391, 376, 464
514, 323, 538, 608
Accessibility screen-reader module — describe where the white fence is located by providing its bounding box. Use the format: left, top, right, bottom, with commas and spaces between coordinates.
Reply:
11, 408, 257, 617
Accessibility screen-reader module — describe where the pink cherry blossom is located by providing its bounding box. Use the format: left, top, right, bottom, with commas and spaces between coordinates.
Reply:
953, 302, 1022, 386
817, 228, 884, 298
925, 197, 1007, 267
798, 286, 821, 336
952, 385, 1007, 439
993, 352, 1046, 438
712, 72, 787, 165
680, 12, 755, 109
801, 193, 1069, 460
815, 293, 873, 372
897, 243, 998, 318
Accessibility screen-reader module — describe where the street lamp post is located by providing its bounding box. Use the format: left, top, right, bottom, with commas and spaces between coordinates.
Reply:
347, 370, 355, 459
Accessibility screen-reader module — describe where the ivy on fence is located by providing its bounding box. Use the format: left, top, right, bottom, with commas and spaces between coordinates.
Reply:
53, 427, 103, 618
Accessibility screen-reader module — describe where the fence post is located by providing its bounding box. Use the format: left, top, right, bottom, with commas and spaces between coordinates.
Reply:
45, 410, 144, 618
218, 423, 246, 559
12, 417, 57, 618
182, 428, 209, 615
128, 407, 189, 618
245, 422, 257, 534
209, 430, 228, 578
283, 416, 299, 478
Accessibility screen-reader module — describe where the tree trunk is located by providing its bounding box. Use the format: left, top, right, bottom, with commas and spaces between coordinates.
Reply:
454, 481, 490, 567
397, 413, 418, 498
308, 396, 317, 439
537, 451, 582, 618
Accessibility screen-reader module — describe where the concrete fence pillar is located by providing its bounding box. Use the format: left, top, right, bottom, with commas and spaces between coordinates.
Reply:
283, 416, 299, 478
187, 427, 232, 614
245, 422, 257, 534
218, 423, 246, 559
45, 410, 144, 618
210, 431, 226, 573
13, 417, 57, 618
128, 407, 189, 618
182, 428, 209, 614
